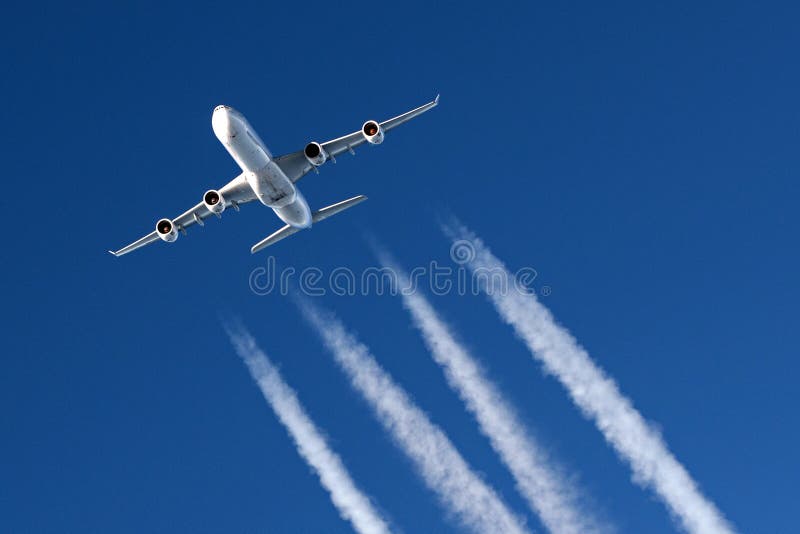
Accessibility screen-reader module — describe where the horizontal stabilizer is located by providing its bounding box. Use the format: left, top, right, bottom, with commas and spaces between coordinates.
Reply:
250, 195, 367, 254
311, 194, 368, 224
250, 225, 303, 253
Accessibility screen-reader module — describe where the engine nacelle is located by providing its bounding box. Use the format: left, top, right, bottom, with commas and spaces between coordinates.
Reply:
203, 189, 225, 214
156, 218, 178, 243
304, 142, 327, 166
361, 120, 384, 145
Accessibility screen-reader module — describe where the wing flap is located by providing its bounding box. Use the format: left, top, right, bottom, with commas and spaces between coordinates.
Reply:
108, 231, 159, 257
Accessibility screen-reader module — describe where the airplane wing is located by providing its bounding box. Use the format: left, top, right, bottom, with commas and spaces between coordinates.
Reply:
109, 173, 257, 256
274, 95, 439, 183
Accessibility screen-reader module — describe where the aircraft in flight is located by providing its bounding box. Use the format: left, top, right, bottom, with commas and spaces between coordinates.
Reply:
109, 95, 439, 256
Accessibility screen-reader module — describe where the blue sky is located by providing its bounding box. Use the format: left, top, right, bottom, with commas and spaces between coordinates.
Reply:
2, 1, 799, 532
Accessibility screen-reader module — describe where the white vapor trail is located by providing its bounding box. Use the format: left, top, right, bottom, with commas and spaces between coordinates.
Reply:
442, 221, 734, 534
379, 253, 606, 534
297, 299, 529, 534
225, 322, 392, 534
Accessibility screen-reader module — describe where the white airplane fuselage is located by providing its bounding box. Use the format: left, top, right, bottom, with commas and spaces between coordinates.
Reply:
211, 105, 312, 228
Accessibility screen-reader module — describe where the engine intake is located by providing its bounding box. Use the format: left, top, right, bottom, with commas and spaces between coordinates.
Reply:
304, 142, 327, 166
203, 189, 225, 214
361, 120, 384, 144
156, 218, 178, 242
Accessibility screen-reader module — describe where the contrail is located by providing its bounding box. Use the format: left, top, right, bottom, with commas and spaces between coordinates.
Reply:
442, 220, 734, 534
297, 299, 529, 534
378, 252, 606, 534
224, 321, 392, 534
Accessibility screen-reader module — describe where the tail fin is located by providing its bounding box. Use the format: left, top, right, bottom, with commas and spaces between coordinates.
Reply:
251, 195, 367, 253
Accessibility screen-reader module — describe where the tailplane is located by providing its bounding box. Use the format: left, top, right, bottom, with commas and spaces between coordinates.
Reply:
251, 195, 367, 253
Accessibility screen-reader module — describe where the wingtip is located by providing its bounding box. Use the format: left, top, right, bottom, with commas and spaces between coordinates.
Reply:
108, 250, 119, 257
434, 93, 440, 104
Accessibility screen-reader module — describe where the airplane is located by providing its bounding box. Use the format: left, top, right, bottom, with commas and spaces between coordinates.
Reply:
109, 95, 439, 256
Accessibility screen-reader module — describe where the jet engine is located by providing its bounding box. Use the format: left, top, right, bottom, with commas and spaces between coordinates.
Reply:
304, 142, 327, 166
361, 120, 384, 144
156, 218, 178, 242
203, 189, 226, 214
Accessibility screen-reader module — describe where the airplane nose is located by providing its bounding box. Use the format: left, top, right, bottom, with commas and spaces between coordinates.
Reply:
212, 106, 236, 140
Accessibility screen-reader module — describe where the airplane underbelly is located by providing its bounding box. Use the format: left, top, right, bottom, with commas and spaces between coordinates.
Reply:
211, 108, 297, 209
246, 163, 297, 208
273, 190, 312, 228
